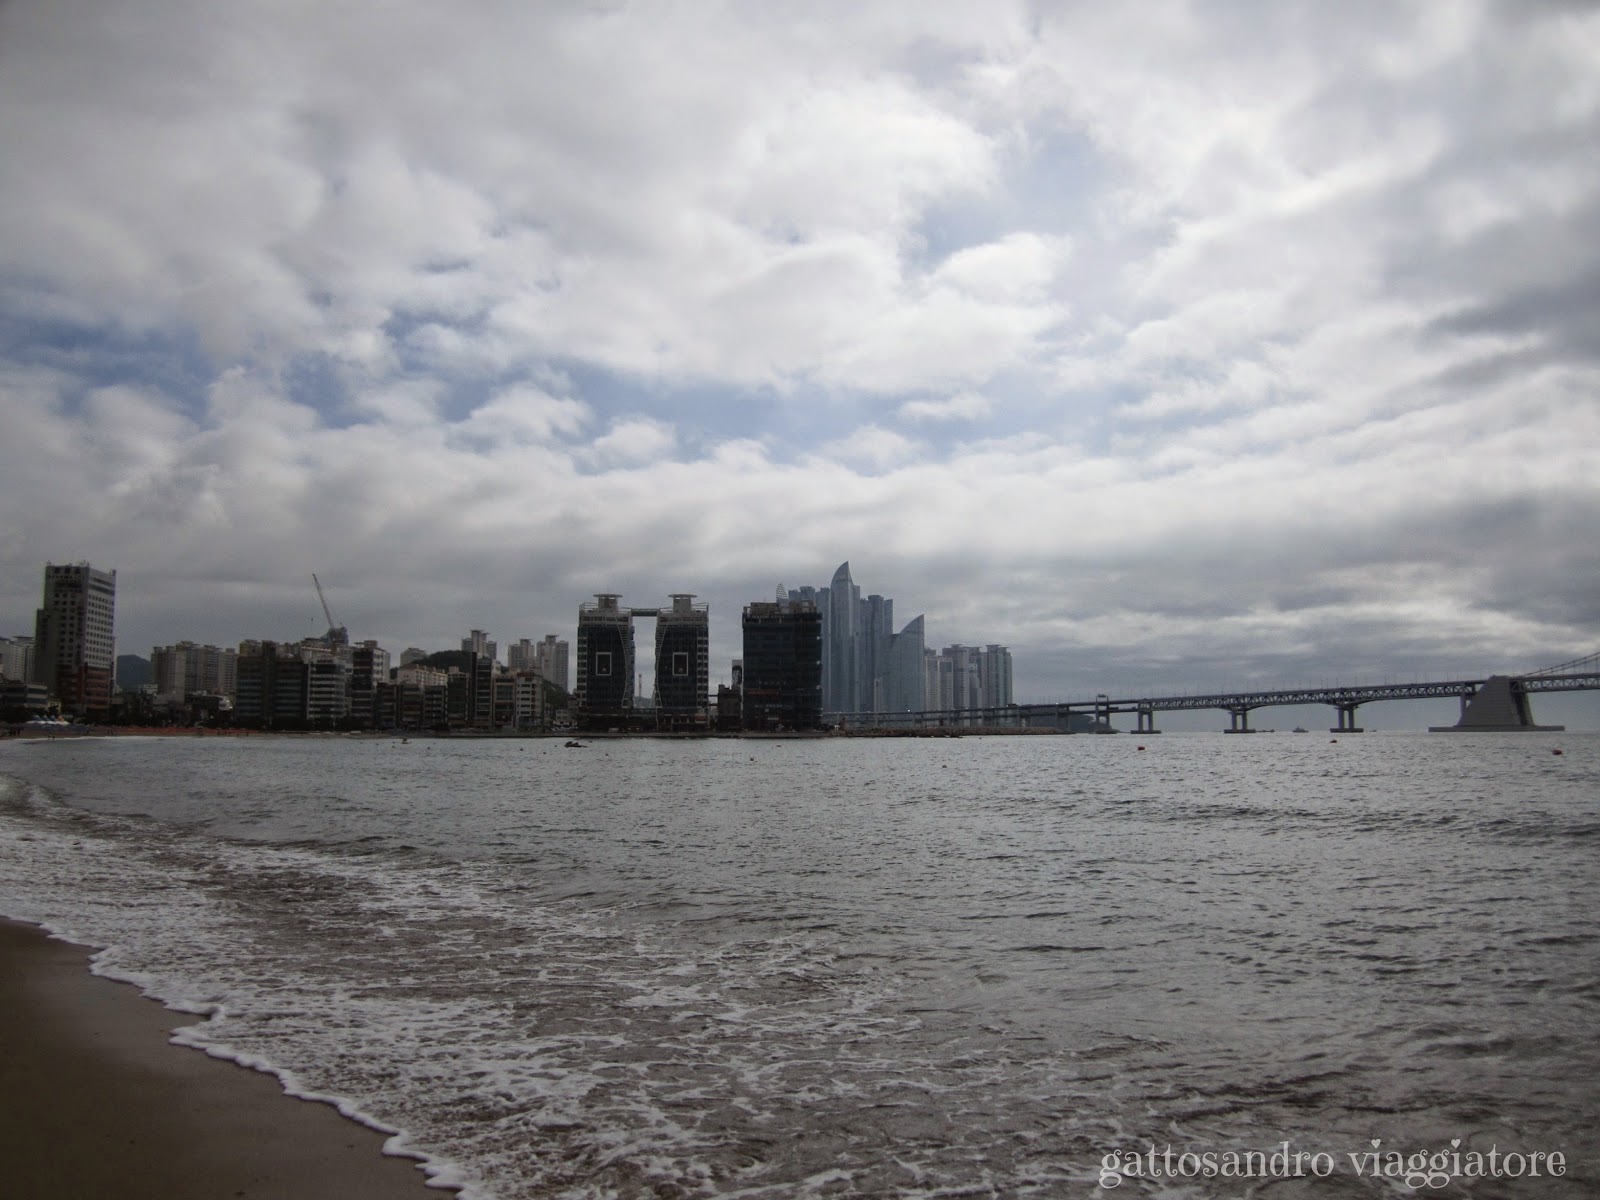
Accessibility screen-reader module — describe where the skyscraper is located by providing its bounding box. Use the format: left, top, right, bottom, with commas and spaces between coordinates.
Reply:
0, 635, 34, 683
979, 644, 1014, 709
823, 562, 859, 714
806, 562, 1016, 720
811, 564, 921, 716
506, 638, 537, 672
742, 596, 822, 730
535, 634, 570, 693
654, 594, 709, 730
576, 594, 634, 728
860, 592, 893, 712
151, 641, 239, 700
461, 629, 498, 664
33, 562, 116, 717
885, 615, 927, 713
349, 640, 389, 727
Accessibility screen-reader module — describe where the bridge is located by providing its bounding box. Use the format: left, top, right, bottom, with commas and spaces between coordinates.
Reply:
829, 651, 1600, 734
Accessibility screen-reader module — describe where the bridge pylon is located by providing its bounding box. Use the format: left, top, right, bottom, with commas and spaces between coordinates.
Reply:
1428, 675, 1563, 732
1331, 702, 1363, 733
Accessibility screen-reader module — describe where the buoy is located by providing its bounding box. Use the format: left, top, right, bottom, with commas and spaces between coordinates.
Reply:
1330, 738, 1338, 743
1137, 745, 1145, 751
1553, 748, 1563, 756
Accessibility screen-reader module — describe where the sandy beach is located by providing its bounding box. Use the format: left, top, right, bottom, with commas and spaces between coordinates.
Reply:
0, 918, 449, 1200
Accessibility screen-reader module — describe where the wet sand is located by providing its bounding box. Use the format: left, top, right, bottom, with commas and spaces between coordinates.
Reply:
0, 918, 449, 1199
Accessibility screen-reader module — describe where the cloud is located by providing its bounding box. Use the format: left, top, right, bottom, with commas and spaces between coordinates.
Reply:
581, 418, 679, 468
0, 0, 1596, 716
454, 386, 591, 447
814, 425, 923, 473
898, 391, 995, 422
926, 232, 1068, 305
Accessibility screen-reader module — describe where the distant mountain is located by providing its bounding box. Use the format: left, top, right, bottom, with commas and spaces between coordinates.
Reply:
116, 654, 151, 689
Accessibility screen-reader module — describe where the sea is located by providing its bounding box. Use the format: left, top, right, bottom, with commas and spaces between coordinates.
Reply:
0, 731, 1595, 1198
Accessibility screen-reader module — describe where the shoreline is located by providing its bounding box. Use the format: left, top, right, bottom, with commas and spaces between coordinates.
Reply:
0, 917, 453, 1199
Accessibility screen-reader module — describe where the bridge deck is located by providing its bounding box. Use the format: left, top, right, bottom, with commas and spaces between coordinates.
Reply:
826, 670, 1598, 729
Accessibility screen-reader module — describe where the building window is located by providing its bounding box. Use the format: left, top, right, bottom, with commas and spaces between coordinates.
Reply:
596, 651, 611, 676
673, 652, 689, 677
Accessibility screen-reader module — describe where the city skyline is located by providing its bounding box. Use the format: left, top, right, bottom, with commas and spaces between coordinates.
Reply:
5, 559, 1595, 732
5, 559, 1598, 730
1, 4, 1596, 718
5, 563, 1017, 703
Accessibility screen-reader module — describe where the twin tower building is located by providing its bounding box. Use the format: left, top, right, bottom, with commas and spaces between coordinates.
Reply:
576, 593, 713, 731
575, 592, 822, 732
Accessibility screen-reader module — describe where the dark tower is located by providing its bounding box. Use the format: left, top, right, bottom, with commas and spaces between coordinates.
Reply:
576, 594, 634, 729
742, 597, 823, 731
654, 594, 709, 731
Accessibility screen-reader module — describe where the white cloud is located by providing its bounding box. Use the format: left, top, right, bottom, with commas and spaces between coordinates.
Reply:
926, 233, 1068, 305
898, 392, 994, 422
814, 426, 923, 473
582, 418, 679, 469
455, 387, 591, 447
0, 1, 1597, 706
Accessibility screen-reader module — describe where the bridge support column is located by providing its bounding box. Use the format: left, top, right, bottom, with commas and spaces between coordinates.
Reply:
1330, 703, 1363, 733
1135, 706, 1160, 734
1429, 675, 1564, 732
1225, 707, 1254, 733
1093, 697, 1115, 733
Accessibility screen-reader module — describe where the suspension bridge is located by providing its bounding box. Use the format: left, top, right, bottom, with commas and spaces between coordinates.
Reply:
830, 650, 1600, 734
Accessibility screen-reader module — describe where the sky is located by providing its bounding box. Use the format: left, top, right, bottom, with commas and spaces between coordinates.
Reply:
1, 0, 1597, 725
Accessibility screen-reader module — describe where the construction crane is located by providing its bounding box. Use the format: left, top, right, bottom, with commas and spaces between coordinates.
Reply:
311, 573, 349, 646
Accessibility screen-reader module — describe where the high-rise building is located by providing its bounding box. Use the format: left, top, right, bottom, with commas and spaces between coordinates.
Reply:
654, 594, 709, 730
510, 634, 570, 693
232, 637, 357, 728
742, 596, 822, 731
509, 670, 545, 730
151, 642, 239, 700
234, 641, 305, 728
414, 647, 493, 728
535, 634, 570, 693
576, 595, 634, 728
822, 562, 859, 714
461, 629, 497, 664
349, 640, 389, 728
32, 562, 116, 717
860, 593, 893, 712
925, 643, 1013, 721
0, 635, 34, 683
307, 659, 351, 725
885, 615, 927, 713
506, 638, 537, 672
809, 565, 914, 716
979, 644, 1014, 709
936, 645, 977, 714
